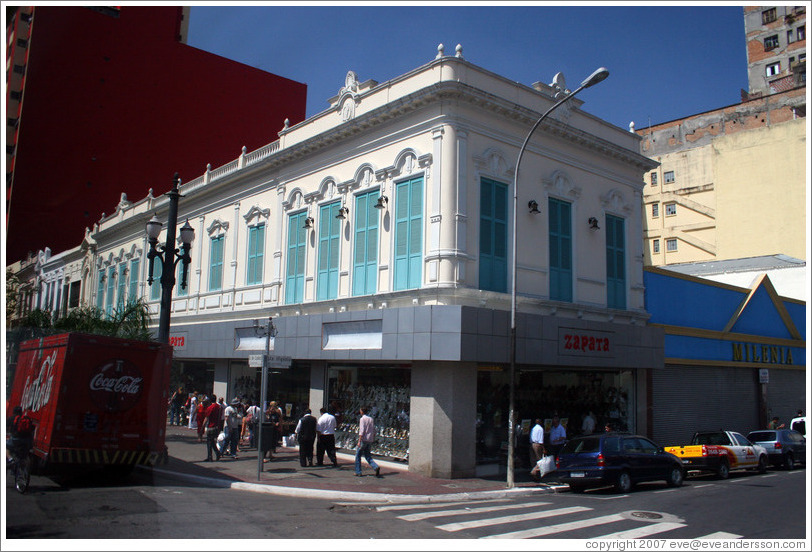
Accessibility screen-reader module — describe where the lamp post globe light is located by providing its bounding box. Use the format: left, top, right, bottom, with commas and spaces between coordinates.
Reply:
146, 173, 195, 344
506, 67, 609, 488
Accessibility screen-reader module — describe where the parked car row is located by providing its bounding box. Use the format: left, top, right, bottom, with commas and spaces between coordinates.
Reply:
551, 427, 805, 494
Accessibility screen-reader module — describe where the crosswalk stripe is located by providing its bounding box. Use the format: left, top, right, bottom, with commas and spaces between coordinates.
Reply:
696, 532, 743, 539
398, 501, 550, 522
377, 498, 508, 512
592, 522, 686, 539
482, 512, 624, 539
439, 506, 592, 533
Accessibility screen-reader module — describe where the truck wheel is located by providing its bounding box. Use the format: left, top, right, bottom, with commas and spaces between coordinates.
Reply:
785, 454, 795, 470
716, 460, 730, 480
757, 455, 767, 474
14, 454, 31, 494
666, 466, 684, 487
615, 470, 632, 493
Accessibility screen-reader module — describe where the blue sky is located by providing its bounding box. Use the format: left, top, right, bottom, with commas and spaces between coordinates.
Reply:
187, 3, 748, 131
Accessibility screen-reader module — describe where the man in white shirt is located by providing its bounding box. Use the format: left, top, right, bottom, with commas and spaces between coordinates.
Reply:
355, 407, 381, 477
315, 407, 338, 467
581, 411, 596, 435
549, 416, 567, 458
221, 398, 242, 458
529, 418, 545, 466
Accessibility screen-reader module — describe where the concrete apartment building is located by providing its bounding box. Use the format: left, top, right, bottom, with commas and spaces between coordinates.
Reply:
635, 6, 807, 301
745, 5, 806, 96
13, 48, 662, 478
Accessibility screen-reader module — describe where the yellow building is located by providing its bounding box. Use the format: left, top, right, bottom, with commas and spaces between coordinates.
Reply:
637, 86, 807, 267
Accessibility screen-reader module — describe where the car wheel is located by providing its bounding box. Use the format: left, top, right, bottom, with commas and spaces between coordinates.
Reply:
666, 466, 684, 487
716, 460, 730, 480
569, 485, 585, 494
785, 454, 795, 470
757, 455, 767, 474
615, 470, 632, 493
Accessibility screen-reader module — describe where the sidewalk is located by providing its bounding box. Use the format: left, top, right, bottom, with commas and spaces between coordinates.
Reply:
149, 424, 564, 502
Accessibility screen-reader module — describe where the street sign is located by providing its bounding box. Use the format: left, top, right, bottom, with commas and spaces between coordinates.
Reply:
248, 354, 291, 369
267, 355, 292, 369
759, 368, 769, 383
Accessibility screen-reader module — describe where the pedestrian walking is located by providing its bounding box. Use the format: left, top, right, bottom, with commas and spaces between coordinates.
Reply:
201, 397, 222, 462
221, 398, 242, 458
315, 407, 338, 467
246, 401, 261, 448
295, 408, 317, 467
529, 418, 545, 466
354, 407, 381, 477
262, 401, 282, 462
187, 392, 198, 430
169, 387, 184, 426
548, 415, 567, 458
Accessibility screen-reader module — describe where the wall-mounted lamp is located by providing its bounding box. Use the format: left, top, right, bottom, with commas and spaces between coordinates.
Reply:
336, 206, 349, 220
374, 195, 389, 210
303, 216, 314, 229
528, 200, 540, 214
588, 217, 600, 231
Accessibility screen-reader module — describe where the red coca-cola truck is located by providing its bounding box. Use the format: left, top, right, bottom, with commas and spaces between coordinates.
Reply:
6, 332, 173, 474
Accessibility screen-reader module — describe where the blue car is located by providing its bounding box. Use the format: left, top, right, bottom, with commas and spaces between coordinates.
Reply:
556, 432, 685, 493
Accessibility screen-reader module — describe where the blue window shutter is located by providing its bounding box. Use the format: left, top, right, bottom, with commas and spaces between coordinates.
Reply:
209, 235, 224, 291
317, 202, 340, 301
353, 191, 378, 296
394, 177, 423, 291
606, 214, 626, 309
549, 198, 572, 302
97, 270, 105, 309
117, 262, 127, 308
150, 259, 162, 300
247, 223, 265, 285
286, 212, 307, 304
129, 258, 140, 300
479, 178, 507, 293
106, 266, 116, 314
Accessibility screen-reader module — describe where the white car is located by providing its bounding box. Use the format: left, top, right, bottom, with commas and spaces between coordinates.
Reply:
789, 416, 806, 437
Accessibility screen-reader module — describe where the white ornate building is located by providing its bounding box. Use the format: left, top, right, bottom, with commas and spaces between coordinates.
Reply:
14, 46, 660, 478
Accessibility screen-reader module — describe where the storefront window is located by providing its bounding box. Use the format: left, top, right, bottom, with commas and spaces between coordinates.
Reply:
170, 360, 215, 398
328, 365, 410, 460
476, 367, 636, 466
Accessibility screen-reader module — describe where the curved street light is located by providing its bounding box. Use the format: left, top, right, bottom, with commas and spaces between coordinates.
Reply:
506, 67, 609, 488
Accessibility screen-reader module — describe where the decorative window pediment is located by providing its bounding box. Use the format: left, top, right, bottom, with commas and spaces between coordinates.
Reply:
243, 205, 270, 226
600, 188, 633, 215
282, 189, 305, 212
474, 148, 513, 180
206, 218, 230, 236
543, 170, 581, 200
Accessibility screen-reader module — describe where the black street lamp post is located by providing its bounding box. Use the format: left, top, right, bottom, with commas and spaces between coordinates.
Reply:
146, 173, 195, 344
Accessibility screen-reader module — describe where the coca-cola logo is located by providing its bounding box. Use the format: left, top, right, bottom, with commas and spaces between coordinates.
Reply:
21, 350, 57, 413
88, 359, 144, 412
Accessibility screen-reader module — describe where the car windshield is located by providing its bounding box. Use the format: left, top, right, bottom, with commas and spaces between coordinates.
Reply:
561, 436, 601, 454
748, 431, 775, 442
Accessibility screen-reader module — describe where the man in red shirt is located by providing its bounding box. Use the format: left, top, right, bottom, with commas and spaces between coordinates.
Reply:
202, 395, 222, 462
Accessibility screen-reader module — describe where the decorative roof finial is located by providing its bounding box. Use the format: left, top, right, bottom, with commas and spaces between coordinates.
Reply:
436, 43, 444, 59
455, 44, 463, 59
629, 121, 636, 133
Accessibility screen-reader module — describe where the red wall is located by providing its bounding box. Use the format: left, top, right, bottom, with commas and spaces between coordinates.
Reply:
6, 6, 307, 263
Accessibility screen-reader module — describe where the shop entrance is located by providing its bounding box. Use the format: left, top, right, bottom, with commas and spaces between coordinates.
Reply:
327, 364, 411, 461
476, 367, 636, 469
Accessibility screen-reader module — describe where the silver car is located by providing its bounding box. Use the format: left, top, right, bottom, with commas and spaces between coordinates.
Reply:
747, 429, 806, 470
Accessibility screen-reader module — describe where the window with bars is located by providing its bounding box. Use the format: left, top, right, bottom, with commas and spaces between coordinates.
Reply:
762, 8, 776, 24
666, 238, 678, 252
665, 203, 677, 216
652, 203, 659, 218
764, 34, 779, 50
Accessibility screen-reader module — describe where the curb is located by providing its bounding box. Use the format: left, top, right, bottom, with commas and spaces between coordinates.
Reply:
144, 465, 567, 502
